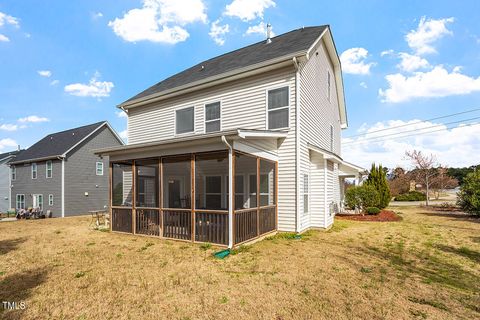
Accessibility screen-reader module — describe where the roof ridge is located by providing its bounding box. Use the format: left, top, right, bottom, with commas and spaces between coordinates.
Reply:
44, 121, 105, 137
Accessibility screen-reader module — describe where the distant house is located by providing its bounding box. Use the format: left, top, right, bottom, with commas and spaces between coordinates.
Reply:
95, 26, 364, 247
9, 121, 124, 217
0, 150, 22, 213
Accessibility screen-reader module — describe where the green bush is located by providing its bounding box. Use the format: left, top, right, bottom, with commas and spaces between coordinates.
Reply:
345, 185, 380, 212
365, 164, 391, 209
394, 191, 426, 201
457, 171, 480, 215
366, 207, 381, 215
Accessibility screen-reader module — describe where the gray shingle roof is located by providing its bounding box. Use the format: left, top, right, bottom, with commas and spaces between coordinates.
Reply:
12, 121, 106, 163
124, 26, 328, 104
0, 150, 22, 162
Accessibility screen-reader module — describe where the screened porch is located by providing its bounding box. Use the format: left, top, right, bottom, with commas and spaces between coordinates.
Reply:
110, 150, 277, 247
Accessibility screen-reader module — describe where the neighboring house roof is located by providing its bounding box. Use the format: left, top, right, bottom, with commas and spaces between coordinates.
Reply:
123, 26, 327, 106
0, 150, 22, 163
11, 121, 124, 164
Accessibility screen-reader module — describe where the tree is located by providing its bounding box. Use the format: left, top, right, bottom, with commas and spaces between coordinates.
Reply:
430, 167, 458, 199
457, 170, 480, 215
405, 150, 437, 206
388, 166, 410, 196
365, 163, 391, 209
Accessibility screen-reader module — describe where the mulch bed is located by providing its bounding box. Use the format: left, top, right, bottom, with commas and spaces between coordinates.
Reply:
336, 210, 402, 222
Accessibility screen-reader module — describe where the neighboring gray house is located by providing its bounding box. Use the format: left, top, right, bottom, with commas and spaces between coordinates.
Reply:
95, 26, 364, 248
0, 150, 22, 213
9, 121, 123, 217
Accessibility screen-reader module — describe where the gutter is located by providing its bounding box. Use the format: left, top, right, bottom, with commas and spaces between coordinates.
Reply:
10, 155, 65, 165
221, 136, 234, 249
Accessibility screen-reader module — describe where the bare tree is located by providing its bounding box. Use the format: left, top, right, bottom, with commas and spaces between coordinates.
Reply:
405, 150, 437, 206
430, 167, 458, 199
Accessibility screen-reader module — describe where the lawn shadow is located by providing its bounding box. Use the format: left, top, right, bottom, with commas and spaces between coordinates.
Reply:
0, 270, 49, 320
471, 237, 480, 244
420, 211, 480, 223
434, 244, 480, 263
0, 238, 27, 255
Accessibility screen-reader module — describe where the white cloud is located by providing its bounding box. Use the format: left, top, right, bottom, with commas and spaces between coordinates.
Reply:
340, 47, 375, 75
116, 110, 127, 118
209, 19, 229, 46
18, 115, 50, 123
379, 65, 480, 103
64, 72, 114, 98
109, 0, 207, 44
119, 129, 128, 141
397, 52, 429, 72
359, 82, 367, 89
37, 70, 52, 77
0, 138, 17, 151
405, 16, 454, 55
0, 11, 19, 27
50, 79, 59, 86
0, 124, 18, 131
343, 119, 480, 168
0, 34, 9, 42
245, 21, 274, 37
381, 49, 394, 57
92, 12, 103, 19
225, 0, 276, 22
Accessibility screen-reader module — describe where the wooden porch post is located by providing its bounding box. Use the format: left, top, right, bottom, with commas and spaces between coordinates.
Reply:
159, 158, 163, 238
191, 154, 195, 242
228, 149, 234, 248
132, 160, 136, 234
256, 157, 260, 236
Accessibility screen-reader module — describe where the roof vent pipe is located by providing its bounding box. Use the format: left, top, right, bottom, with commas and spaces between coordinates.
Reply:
266, 23, 272, 44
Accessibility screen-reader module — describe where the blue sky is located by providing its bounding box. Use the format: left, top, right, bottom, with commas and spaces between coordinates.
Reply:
1, 0, 479, 168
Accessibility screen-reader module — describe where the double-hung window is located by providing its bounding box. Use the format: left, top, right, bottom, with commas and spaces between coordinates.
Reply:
96, 161, 104, 176
46, 160, 53, 178
175, 107, 194, 134
48, 194, 54, 206
267, 86, 289, 129
205, 102, 221, 133
11, 166, 16, 181
330, 125, 334, 152
16, 194, 25, 210
327, 71, 331, 101
31, 163, 37, 179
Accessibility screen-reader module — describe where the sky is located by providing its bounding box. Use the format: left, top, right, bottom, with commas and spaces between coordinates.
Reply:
1, 0, 480, 169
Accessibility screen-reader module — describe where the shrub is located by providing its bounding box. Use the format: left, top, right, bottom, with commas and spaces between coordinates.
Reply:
395, 191, 426, 201
345, 184, 380, 212
366, 207, 380, 215
365, 164, 391, 209
457, 170, 480, 215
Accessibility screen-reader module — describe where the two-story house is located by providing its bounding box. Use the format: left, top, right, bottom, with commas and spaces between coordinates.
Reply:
95, 26, 363, 248
0, 150, 22, 213
10, 121, 124, 217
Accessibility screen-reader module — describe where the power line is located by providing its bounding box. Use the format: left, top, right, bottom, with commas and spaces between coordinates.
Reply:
343, 122, 480, 147
344, 107, 480, 139
343, 116, 480, 145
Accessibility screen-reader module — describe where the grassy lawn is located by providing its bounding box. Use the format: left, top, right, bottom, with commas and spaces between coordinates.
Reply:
1, 206, 479, 320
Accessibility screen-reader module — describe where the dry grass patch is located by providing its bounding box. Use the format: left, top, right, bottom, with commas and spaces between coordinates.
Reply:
0, 207, 479, 319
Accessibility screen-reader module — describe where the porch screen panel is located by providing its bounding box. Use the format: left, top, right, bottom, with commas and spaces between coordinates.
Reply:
162, 156, 191, 209
260, 159, 276, 206
112, 162, 133, 207
234, 153, 257, 209
135, 160, 159, 208
195, 152, 228, 210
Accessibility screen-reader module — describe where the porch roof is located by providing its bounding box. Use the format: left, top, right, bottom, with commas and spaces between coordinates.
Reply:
307, 143, 365, 177
93, 129, 288, 157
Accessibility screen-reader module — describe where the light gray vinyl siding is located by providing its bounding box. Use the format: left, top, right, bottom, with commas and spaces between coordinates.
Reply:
326, 160, 335, 227
309, 152, 325, 228
64, 126, 121, 216
127, 66, 298, 232
0, 160, 11, 212
10, 160, 62, 216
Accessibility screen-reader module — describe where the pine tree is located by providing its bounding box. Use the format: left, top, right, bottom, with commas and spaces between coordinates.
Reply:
365, 163, 391, 209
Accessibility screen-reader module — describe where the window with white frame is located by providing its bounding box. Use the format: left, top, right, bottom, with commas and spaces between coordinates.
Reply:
175, 106, 194, 134
330, 124, 334, 152
267, 86, 289, 129
31, 163, 37, 179
303, 174, 309, 214
205, 102, 221, 133
48, 194, 54, 206
96, 161, 104, 176
327, 71, 331, 101
46, 160, 53, 178
16, 194, 25, 210
11, 166, 16, 181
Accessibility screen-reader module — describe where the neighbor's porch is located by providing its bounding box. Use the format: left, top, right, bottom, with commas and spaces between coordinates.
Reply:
109, 150, 277, 247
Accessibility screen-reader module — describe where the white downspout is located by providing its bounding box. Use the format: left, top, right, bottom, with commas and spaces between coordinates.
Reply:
221, 136, 234, 248
293, 57, 301, 233
324, 159, 328, 228
61, 158, 65, 218
8, 164, 12, 211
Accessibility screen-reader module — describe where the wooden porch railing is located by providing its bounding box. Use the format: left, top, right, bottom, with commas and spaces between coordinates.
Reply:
112, 208, 133, 233
163, 209, 191, 240
195, 211, 228, 245
259, 206, 276, 234
136, 209, 161, 236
